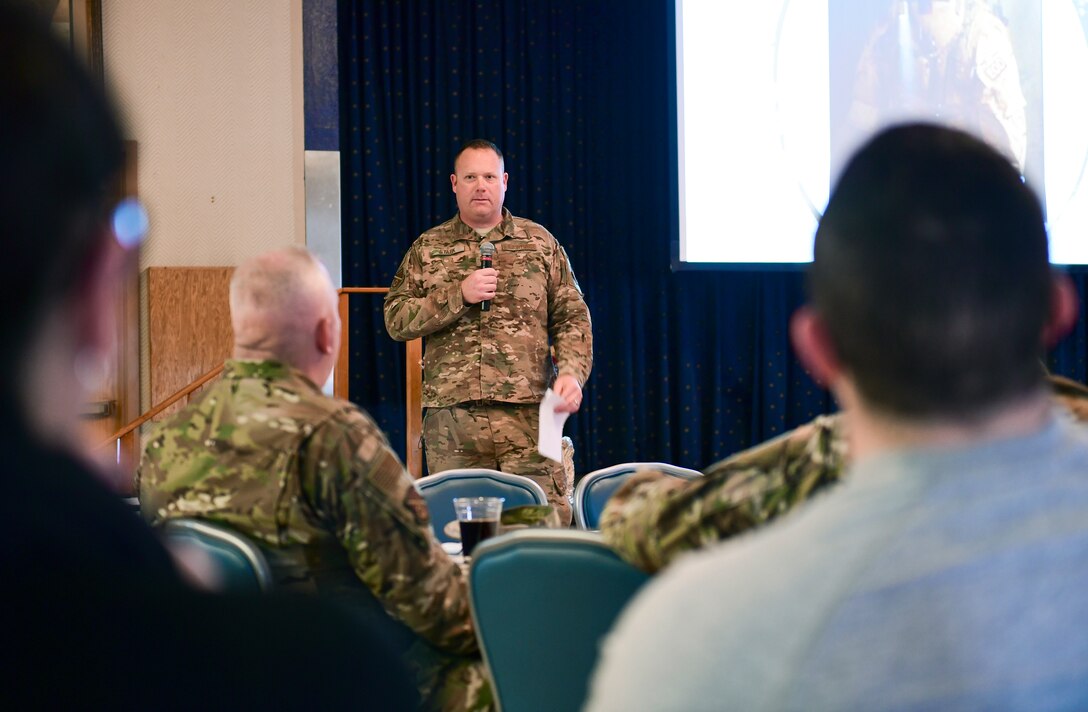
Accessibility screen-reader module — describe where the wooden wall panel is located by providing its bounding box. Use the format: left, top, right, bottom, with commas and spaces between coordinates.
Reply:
146, 267, 234, 419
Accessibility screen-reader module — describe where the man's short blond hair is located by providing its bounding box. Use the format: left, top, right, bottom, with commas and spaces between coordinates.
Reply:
229, 246, 336, 368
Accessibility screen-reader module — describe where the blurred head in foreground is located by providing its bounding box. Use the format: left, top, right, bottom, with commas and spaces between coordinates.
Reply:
791, 123, 1076, 449
0, 0, 136, 453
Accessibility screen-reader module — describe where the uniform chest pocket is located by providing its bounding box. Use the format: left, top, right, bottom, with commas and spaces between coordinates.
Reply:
498, 242, 546, 309
422, 244, 473, 290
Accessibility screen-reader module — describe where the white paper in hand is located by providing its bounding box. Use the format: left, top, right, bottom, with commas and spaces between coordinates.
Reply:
538, 388, 570, 462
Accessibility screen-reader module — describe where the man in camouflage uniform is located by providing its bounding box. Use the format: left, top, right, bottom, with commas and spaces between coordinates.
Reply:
139, 247, 491, 712
385, 139, 592, 525
602, 374, 1088, 574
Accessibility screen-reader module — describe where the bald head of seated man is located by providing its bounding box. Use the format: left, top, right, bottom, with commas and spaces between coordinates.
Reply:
229, 248, 341, 386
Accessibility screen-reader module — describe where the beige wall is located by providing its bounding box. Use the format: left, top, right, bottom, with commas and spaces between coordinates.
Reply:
102, 0, 306, 415
102, 0, 306, 268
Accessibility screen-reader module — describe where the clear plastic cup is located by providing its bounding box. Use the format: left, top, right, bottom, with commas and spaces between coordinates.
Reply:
453, 496, 504, 556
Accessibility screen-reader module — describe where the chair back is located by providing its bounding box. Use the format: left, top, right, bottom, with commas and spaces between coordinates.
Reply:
414, 469, 548, 543
574, 462, 702, 530
468, 529, 650, 712
161, 518, 273, 594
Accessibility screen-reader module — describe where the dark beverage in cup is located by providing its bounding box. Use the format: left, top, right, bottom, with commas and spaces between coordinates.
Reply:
459, 518, 499, 556
453, 496, 504, 557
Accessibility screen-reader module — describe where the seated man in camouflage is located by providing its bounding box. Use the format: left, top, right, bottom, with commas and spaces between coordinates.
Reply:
602, 373, 1088, 574
138, 247, 490, 712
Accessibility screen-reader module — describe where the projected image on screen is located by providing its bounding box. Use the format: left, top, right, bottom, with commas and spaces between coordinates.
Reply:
675, 0, 1088, 267
830, 0, 1041, 188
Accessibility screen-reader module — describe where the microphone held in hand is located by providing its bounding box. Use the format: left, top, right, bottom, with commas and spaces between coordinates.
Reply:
479, 241, 495, 312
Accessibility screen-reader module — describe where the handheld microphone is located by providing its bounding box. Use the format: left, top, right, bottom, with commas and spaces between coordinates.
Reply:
479, 241, 495, 312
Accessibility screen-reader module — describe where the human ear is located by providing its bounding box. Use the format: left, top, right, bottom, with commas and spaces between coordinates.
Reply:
1043, 272, 1079, 348
790, 306, 842, 388
315, 316, 336, 356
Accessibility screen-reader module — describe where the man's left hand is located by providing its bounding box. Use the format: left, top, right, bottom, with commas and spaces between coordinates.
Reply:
553, 374, 583, 413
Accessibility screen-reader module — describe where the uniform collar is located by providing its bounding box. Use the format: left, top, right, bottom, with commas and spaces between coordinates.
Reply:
453, 207, 516, 242
223, 359, 321, 392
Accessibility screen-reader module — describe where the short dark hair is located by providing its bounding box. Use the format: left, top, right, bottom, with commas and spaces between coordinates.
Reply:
810, 123, 1051, 419
0, 0, 123, 381
453, 139, 503, 173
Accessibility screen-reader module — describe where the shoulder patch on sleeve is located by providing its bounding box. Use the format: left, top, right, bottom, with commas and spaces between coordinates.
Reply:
403, 486, 431, 525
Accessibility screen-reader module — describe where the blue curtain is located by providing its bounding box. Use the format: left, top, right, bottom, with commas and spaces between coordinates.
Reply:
338, 0, 1088, 476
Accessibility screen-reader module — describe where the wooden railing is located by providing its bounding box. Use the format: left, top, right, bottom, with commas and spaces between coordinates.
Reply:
101, 363, 225, 450
103, 287, 424, 478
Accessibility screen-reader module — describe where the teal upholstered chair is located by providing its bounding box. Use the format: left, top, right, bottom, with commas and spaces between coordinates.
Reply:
414, 469, 548, 544
160, 518, 273, 594
468, 529, 650, 712
573, 462, 702, 530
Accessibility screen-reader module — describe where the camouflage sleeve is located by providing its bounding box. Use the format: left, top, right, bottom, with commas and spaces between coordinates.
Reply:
547, 241, 593, 386
600, 414, 848, 573
384, 240, 469, 342
1047, 374, 1088, 424
301, 408, 477, 657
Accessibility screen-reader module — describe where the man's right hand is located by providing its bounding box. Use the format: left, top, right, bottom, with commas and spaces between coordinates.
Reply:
461, 268, 498, 305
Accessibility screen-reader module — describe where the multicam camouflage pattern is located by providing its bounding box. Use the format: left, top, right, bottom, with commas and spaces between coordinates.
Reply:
423, 402, 572, 526
137, 360, 491, 712
600, 415, 847, 574
384, 208, 592, 408
500, 504, 562, 529
601, 375, 1088, 574
561, 435, 575, 508
1050, 374, 1088, 422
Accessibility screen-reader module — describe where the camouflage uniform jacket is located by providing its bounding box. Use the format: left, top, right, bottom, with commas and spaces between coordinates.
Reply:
601, 375, 1088, 574
600, 415, 847, 574
384, 208, 592, 408
138, 360, 489, 710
